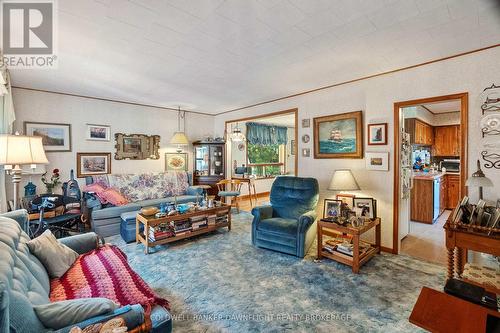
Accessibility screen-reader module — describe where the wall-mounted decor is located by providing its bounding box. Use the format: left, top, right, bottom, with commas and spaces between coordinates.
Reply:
237, 143, 245, 151
480, 84, 500, 114
481, 150, 500, 169
366, 152, 389, 171
165, 153, 188, 171
114, 133, 160, 160
302, 119, 310, 128
323, 199, 342, 218
76, 152, 111, 178
24, 121, 72, 152
313, 111, 363, 159
302, 148, 310, 157
367, 123, 387, 145
86, 124, 111, 141
301, 134, 310, 143
353, 197, 377, 219
480, 114, 500, 138
290, 140, 296, 155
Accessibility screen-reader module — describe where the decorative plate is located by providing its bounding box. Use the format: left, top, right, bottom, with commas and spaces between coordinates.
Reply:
481, 114, 500, 136
238, 143, 245, 151
302, 134, 310, 143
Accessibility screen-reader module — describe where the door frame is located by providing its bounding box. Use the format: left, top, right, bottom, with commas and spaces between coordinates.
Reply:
392, 92, 468, 254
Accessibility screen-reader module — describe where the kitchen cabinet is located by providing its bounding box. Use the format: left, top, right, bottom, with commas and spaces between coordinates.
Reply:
446, 174, 460, 209
405, 118, 434, 145
433, 125, 460, 156
410, 174, 445, 224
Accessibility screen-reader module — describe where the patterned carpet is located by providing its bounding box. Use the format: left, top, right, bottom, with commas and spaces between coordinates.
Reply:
107, 212, 445, 333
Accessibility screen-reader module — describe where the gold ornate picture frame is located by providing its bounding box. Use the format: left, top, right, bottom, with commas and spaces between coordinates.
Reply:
114, 133, 160, 160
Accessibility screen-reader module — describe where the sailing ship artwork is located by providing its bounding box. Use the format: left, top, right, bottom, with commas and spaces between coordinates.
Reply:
313, 111, 363, 159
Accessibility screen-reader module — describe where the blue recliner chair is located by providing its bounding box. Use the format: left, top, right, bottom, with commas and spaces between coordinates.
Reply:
251, 176, 319, 258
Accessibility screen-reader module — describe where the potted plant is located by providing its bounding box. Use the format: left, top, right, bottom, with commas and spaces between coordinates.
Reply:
41, 168, 61, 194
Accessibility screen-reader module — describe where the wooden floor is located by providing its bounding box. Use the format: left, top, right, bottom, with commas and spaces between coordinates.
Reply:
234, 194, 270, 212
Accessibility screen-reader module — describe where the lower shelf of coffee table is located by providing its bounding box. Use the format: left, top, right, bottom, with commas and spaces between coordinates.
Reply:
320, 245, 379, 267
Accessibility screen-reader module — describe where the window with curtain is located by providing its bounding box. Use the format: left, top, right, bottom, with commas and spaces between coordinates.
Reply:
246, 123, 287, 178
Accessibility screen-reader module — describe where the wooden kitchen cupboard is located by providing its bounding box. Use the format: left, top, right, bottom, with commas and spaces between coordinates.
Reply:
446, 174, 460, 209
433, 125, 460, 156
410, 178, 434, 224
405, 118, 434, 145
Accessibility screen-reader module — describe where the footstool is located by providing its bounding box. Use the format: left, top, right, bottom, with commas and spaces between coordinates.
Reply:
120, 211, 142, 243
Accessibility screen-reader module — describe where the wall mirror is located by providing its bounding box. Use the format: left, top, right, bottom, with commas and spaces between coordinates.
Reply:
114, 133, 160, 160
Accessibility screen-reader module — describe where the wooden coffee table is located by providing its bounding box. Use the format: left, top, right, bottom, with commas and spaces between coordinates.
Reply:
317, 218, 381, 273
136, 204, 231, 254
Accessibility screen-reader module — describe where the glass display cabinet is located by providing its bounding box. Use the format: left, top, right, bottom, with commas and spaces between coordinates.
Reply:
193, 141, 225, 196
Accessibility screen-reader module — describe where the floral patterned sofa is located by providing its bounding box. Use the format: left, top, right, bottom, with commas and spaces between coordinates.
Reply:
85, 172, 202, 237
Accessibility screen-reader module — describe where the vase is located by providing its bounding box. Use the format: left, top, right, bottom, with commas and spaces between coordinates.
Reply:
45, 185, 54, 194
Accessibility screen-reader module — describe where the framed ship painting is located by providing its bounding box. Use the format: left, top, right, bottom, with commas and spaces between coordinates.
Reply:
313, 111, 363, 159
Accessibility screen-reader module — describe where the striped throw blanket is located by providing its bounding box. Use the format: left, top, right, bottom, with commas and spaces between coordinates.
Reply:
50, 245, 169, 311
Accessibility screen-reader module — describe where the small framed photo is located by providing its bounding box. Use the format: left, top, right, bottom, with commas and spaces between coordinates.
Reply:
165, 153, 188, 171
86, 124, 111, 141
324, 199, 342, 219
302, 118, 310, 128
290, 140, 296, 155
368, 123, 387, 145
302, 148, 310, 157
353, 197, 377, 219
76, 152, 111, 178
336, 193, 355, 209
24, 121, 72, 152
366, 152, 389, 171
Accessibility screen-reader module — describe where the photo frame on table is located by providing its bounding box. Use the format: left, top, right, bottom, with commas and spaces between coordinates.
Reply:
86, 124, 111, 141
165, 153, 188, 171
366, 152, 389, 171
313, 111, 363, 159
336, 193, 355, 209
24, 121, 72, 152
367, 123, 387, 145
323, 199, 342, 219
76, 152, 111, 178
353, 197, 377, 219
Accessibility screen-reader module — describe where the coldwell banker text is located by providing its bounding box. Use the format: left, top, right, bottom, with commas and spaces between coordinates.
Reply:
1, 0, 58, 69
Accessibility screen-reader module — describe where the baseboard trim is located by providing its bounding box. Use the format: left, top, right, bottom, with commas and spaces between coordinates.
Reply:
381, 246, 394, 254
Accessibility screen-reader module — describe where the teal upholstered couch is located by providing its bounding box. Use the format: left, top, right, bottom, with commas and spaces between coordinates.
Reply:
251, 176, 319, 258
0, 210, 172, 332
85, 172, 203, 237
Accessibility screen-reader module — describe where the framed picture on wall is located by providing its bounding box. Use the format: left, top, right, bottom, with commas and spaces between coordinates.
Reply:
24, 121, 72, 152
165, 153, 188, 171
76, 152, 111, 178
290, 140, 296, 155
367, 123, 387, 145
366, 152, 389, 171
302, 119, 310, 128
86, 124, 111, 141
302, 148, 310, 157
313, 111, 363, 159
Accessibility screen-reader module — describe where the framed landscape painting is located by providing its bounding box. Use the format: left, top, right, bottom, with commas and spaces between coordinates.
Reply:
86, 124, 110, 141
368, 123, 387, 145
24, 121, 72, 152
76, 152, 111, 178
313, 111, 363, 159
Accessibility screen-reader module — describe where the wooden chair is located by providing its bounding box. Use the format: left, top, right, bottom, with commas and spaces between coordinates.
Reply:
216, 179, 243, 213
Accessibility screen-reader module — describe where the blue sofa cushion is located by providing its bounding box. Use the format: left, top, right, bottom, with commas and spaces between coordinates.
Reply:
136, 195, 198, 208
257, 217, 298, 236
34, 298, 119, 329
92, 203, 142, 220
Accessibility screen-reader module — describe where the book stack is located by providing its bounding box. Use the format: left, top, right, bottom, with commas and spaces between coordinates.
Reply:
322, 239, 372, 257
191, 215, 208, 230
170, 219, 192, 236
208, 215, 216, 225
149, 222, 174, 241
215, 213, 228, 224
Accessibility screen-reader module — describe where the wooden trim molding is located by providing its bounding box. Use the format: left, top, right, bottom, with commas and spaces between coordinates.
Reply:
392, 92, 468, 254
216, 44, 499, 115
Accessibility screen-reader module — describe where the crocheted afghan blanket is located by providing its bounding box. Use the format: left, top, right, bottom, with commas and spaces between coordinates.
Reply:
50, 244, 169, 310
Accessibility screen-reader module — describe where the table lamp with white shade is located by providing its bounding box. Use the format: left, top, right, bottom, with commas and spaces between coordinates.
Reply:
328, 169, 360, 192
0, 134, 49, 209
465, 160, 493, 200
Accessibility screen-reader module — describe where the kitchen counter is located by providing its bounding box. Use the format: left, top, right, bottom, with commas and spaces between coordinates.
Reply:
412, 171, 446, 180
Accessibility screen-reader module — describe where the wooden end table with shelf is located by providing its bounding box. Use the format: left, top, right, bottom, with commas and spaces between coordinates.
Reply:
136, 204, 231, 254
317, 218, 381, 273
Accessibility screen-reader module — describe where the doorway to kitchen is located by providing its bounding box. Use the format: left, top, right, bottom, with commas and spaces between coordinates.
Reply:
393, 93, 468, 264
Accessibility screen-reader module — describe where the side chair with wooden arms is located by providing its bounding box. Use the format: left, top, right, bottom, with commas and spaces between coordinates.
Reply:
216, 179, 243, 213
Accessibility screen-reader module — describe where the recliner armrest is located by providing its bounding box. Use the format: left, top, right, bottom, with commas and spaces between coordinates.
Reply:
251, 205, 273, 221
0, 209, 29, 232
297, 210, 317, 233
59, 232, 102, 255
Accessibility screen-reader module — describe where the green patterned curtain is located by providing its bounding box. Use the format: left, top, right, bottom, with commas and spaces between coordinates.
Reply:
246, 122, 287, 145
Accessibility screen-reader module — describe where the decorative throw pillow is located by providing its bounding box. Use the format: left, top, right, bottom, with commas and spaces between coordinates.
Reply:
27, 230, 79, 278
100, 188, 129, 206
34, 298, 119, 329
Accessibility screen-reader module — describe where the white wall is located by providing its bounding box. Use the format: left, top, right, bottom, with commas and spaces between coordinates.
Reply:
9, 88, 214, 196
214, 47, 500, 250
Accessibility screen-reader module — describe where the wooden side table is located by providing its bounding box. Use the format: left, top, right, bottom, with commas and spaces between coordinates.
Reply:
317, 218, 381, 273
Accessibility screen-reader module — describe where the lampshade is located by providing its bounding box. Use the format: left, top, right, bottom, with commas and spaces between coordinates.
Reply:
0, 134, 49, 165
169, 132, 189, 145
328, 169, 360, 191
465, 160, 493, 188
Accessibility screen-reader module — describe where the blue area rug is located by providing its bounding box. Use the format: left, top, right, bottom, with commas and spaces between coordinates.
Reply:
107, 212, 445, 332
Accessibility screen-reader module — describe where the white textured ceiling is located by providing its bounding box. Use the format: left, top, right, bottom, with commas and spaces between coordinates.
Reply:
421, 100, 461, 113
9, 0, 500, 114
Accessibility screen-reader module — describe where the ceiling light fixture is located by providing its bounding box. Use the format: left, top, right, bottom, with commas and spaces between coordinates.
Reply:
230, 123, 246, 142
169, 106, 189, 153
